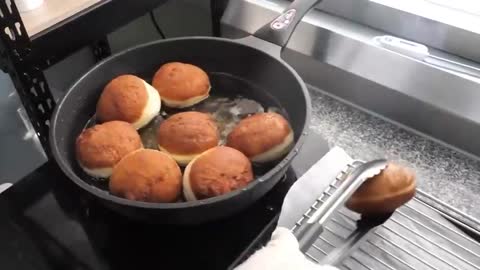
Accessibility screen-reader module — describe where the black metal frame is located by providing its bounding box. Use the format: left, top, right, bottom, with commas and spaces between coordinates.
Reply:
0, 0, 55, 153
0, 0, 168, 156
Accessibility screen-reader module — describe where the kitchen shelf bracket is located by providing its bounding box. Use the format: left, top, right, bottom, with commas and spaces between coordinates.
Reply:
0, 0, 54, 155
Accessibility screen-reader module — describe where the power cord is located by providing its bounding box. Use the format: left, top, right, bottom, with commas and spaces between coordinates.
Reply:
149, 11, 166, 39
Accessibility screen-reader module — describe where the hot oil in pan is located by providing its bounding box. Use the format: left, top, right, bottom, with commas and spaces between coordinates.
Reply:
139, 96, 266, 148
80, 73, 289, 197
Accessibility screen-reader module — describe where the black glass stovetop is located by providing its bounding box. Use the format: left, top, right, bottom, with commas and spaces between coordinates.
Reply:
0, 132, 329, 270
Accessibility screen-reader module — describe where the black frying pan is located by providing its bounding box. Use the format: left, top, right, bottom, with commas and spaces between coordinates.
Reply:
50, 0, 323, 224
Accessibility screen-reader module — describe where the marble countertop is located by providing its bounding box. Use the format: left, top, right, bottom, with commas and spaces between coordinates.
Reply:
308, 86, 480, 221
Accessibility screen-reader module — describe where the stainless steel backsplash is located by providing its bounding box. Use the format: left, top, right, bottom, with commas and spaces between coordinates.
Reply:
221, 0, 480, 158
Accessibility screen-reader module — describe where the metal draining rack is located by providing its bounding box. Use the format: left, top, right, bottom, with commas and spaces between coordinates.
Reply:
292, 161, 480, 270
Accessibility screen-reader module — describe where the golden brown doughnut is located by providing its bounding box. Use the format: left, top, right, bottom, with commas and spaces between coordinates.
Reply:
346, 163, 416, 215
152, 62, 210, 108
157, 111, 219, 166
96, 74, 161, 129
226, 112, 293, 162
109, 149, 182, 203
75, 121, 143, 178
183, 146, 254, 201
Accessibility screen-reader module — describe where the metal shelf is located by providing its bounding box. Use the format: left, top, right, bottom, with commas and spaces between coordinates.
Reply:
27, 0, 168, 68
0, 0, 168, 154
21, 0, 102, 37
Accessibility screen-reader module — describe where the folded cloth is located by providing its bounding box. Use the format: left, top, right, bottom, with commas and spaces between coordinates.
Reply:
235, 227, 339, 270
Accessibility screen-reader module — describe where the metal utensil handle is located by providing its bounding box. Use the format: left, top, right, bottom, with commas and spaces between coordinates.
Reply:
294, 159, 388, 252
253, 0, 324, 48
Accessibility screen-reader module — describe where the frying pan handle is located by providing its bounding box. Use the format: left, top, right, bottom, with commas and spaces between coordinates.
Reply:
253, 0, 324, 48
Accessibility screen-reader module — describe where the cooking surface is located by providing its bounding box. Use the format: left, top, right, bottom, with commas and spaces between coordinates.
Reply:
0, 126, 329, 270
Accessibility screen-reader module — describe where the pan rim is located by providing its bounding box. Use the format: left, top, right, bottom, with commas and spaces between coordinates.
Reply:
50, 36, 312, 210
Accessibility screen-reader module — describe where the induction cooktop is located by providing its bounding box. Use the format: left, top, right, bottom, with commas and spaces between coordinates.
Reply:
0, 131, 329, 270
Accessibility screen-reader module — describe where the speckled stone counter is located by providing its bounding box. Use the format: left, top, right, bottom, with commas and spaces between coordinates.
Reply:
307, 86, 480, 220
